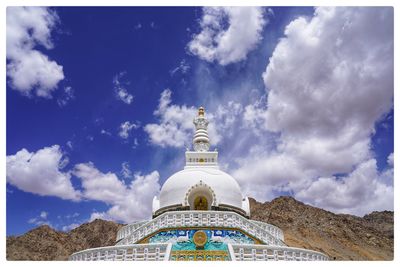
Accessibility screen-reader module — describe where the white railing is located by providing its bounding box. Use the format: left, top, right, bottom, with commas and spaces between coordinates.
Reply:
116, 220, 149, 241
116, 211, 285, 247
230, 244, 329, 261
249, 220, 284, 241
70, 242, 328, 261
69, 243, 172, 261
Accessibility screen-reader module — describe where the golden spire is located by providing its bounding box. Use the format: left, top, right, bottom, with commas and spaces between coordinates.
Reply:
198, 106, 205, 116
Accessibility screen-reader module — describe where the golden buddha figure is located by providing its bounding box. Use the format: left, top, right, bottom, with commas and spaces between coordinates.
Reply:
194, 196, 208, 210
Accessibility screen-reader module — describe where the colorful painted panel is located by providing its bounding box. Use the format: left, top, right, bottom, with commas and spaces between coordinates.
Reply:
148, 228, 255, 250
170, 250, 230, 261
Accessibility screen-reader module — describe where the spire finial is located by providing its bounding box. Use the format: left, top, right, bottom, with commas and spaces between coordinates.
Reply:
192, 107, 210, 152
198, 106, 205, 116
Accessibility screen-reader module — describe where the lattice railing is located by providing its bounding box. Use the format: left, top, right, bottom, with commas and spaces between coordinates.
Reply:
116, 211, 285, 246
69, 243, 172, 261
230, 244, 329, 261
116, 220, 148, 241
69, 242, 329, 261
249, 220, 284, 241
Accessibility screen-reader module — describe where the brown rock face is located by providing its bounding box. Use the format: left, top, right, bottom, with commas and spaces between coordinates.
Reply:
6, 197, 393, 261
6, 219, 124, 261
249, 196, 393, 260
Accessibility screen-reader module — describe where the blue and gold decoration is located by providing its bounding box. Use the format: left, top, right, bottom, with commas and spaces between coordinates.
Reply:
147, 228, 256, 260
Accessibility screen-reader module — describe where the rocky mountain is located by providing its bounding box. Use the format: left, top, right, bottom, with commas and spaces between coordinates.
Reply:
249, 196, 393, 260
6, 219, 124, 260
6, 196, 393, 260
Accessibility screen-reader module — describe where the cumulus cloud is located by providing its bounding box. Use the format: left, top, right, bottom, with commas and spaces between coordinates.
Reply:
28, 211, 52, 227
6, 145, 81, 201
214, 101, 243, 136
387, 153, 394, 167
295, 159, 393, 216
233, 7, 393, 215
188, 7, 267, 65
379, 153, 394, 186
243, 99, 269, 137
74, 162, 128, 204
263, 7, 393, 139
6, 7, 64, 97
89, 211, 109, 222
113, 71, 134, 104
118, 121, 140, 139
7, 142, 161, 223
145, 89, 245, 149
74, 163, 161, 222
144, 89, 197, 148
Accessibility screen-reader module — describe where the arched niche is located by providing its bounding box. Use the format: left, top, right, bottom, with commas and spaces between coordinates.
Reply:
184, 180, 217, 210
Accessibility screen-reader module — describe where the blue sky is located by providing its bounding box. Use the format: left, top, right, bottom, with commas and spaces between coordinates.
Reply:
6, 7, 393, 236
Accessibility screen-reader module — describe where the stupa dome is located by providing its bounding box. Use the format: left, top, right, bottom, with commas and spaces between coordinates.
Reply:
158, 167, 245, 211
152, 107, 249, 217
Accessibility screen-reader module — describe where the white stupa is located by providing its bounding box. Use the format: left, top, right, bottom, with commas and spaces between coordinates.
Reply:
70, 107, 328, 261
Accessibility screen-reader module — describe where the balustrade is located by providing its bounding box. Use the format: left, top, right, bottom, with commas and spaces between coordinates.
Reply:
69, 243, 170, 261
116, 211, 285, 246
230, 244, 328, 261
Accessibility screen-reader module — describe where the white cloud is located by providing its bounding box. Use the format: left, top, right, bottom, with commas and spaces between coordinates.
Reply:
74, 162, 127, 204
101, 129, 112, 136
7, 144, 160, 222
379, 153, 394, 186
243, 96, 269, 136
66, 141, 73, 150
188, 7, 266, 65
89, 211, 109, 222
6, 7, 64, 97
6, 145, 81, 201
106, 171, 161, 222
144, 89, 197, 148
119, 121, 139, 139
57, 86, 75, 107
28, 211, 52, 227
121, 162, 132, 179
387, 152, 394, 167
144, 89, 244, 149
132, 138, 139, 148
232, 7, 393, 215
113, 71, 134, 104
295, 159, 393, 216
267, 8, 274, 17
170, 59, 190, 76
74, 163, 161, 222
214, 101, 243, 138
263, 7, 393, 140
233, 152, 311, 201
40, 211, 48, 219
65, 212, 79, 219
62, 223, 79, 231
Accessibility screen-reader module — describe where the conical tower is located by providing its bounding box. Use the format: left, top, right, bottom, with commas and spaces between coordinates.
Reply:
185, 107, 218, 168
193, 106, 210, 152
